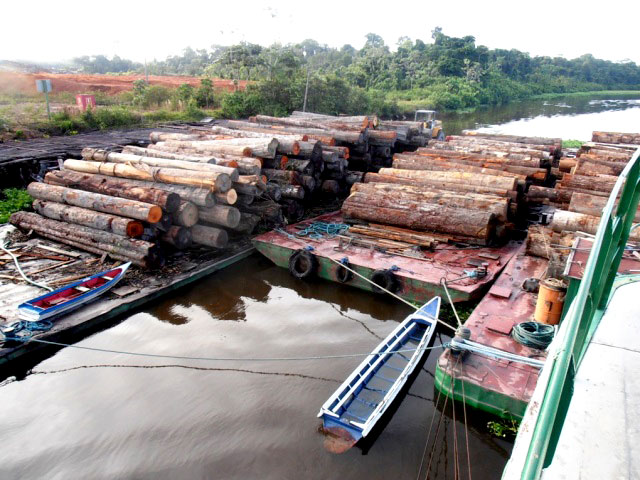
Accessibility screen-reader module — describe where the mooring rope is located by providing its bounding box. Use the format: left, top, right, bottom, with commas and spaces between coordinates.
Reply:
0, 243, 53, 291
1, 336, 445, 362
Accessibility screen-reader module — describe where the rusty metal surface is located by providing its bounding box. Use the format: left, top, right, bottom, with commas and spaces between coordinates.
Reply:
438, 245, 549, 408
253, 211, 522, 302
566, 236, 640, 279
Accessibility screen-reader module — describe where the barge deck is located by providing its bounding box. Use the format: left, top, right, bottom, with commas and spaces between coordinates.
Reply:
253, 212, 522, 305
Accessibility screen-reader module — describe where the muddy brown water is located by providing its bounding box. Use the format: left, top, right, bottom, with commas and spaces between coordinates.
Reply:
0, 257, 511, 479
0, 95, 638, 479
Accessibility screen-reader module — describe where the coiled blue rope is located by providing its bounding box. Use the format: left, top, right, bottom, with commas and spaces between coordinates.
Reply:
2, 320, 53, 342
296, 222, 349, 239
512, 322, 555, 350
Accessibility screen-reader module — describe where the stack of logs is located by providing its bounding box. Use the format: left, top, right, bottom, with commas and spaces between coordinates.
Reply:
525, 130, 639, 273
526, 131, 639, 240
9, 113, 430, 267
10, 143, 247, 268
341, 132, 563, 246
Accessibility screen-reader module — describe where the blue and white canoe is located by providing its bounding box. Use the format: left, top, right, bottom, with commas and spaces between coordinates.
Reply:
318, 296, 440, 446
17, 262, 131, 322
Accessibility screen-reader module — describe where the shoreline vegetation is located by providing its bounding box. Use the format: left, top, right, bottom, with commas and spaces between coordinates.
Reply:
2, 29, 640, 139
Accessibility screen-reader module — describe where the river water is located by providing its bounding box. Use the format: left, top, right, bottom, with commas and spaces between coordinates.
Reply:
0, 95, 639, 480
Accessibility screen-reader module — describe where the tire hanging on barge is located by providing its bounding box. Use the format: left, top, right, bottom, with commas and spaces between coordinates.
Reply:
288, 249, 318, 279
370, 269, 399, 294
334, 259, 354, 283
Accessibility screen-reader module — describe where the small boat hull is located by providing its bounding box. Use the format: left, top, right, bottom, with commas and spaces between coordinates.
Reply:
17, 262, 131, 322
318, 296, 440, 446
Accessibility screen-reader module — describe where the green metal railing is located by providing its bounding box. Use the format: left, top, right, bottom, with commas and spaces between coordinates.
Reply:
519, 146, 640, 479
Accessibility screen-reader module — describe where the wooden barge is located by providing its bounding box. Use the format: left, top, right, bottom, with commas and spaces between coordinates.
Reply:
253, 211, 522, 305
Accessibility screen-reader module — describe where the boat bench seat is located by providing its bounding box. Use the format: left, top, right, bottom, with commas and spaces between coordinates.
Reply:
75, 286, 90, 292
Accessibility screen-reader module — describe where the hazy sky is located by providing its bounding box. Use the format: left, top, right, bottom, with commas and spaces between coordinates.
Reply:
2, 0, 637, 65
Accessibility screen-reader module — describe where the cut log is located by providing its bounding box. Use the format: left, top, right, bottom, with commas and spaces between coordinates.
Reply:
230, 212, 261, 235
198, 205, 241, 229
569, 192, 640, 222
214, 189, 238, 205
378, 168, 518, 190
161, 226, 192, 249
122, 145, 217, 163
348, 224, 437, 248
280, 199, 305, 223
342, 193, 496, 241
551, 209, 640, 241
44, 169, 180, 213
236, 194, 255, 207
364, 172, 513, 198
573, 157, 625, 177
10, 211, 160, 267
27, 182, 162, 223
279, 184, 305, 200
351, 182, 509, 221
171, 202, 199, 227
33, 199, 144, 238
591, 131, 640, 145
284, 159, 315, 175
461, 131, 562, 148
239, 201, 284, 225
150, 141, 252, 157
64, 159, 231, 192
82, 148, 239, 181
321, 180, 340, 195
191, 224, 229, 249
265, 183, 282, 202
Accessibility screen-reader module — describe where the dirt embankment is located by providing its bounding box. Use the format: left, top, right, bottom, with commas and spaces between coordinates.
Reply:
0, 72, 248, 95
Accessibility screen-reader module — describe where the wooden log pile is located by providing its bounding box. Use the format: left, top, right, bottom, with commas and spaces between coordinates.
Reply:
523, 131, 640, 254
338, 130, 573, 247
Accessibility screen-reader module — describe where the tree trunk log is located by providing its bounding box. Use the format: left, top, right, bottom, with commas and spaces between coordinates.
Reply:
342, 193, 496, 241
229, 212, 261, 235
64, 159, 231, 192
591, 131, 640, 144
10, 211, 160, 266
33, 199, 144, 238
265, 183, 282, 202
351, 182, 509, 221
82, 148, 239, 180
378, 168, 518, 190
161, 225, 192, 249
171, 201, 199, 227
122, 145, 217, 163
44, 169, 180, 213
198, 205, 241, 228
28, 182, 162, 223
364, 172, 513, 197
191, 224, 229, 249
214, 189, 238, 205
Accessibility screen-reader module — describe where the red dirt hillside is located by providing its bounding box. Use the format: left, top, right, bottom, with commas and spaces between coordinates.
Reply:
0, 72, 248, 95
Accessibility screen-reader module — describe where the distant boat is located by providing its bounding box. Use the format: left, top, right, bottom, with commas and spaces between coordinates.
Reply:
318, 296, 440, 446
17, 262, 131, 322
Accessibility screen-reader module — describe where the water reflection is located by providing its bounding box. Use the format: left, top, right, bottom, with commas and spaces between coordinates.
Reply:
442, 94, 640, 139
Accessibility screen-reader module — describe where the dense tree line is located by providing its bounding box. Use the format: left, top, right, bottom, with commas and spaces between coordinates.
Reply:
73, 30, 640, 116
73, 55, 142, 74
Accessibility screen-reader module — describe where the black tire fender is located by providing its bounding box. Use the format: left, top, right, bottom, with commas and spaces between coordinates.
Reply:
288, 249, 318, 280
334, 260, 353, 283
370, 269, 399, 294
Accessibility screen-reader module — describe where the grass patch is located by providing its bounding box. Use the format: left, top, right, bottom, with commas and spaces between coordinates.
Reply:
563, 139, 584, 148
531, 90, 640, 101
0, 189, 32, 224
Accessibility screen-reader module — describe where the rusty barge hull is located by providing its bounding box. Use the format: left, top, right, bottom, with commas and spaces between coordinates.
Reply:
253, 212, 522, 305
434, 246, 548, 420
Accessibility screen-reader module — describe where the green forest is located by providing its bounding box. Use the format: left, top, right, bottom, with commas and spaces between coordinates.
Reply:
72, 29, 640, 118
